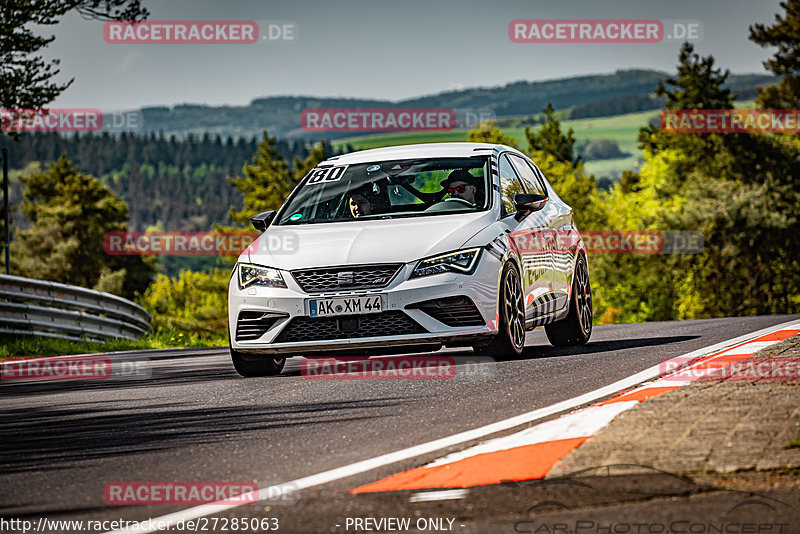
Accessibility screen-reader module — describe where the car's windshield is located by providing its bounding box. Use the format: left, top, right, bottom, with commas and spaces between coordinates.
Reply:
276, 157, 490, 225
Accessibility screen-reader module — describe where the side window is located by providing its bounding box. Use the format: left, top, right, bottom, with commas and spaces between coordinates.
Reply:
498, 154, 525, 215
529, 161, 551, 195
509, 155, 546, 196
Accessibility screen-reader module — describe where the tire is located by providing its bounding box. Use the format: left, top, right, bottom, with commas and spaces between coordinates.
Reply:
474, 262, 526, 360
545, 254, 592, 347
230, 347, 286, 377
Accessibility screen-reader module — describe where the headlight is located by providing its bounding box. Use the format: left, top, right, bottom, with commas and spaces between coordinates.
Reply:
238, 263, 286, 289
411, 248, 482, 278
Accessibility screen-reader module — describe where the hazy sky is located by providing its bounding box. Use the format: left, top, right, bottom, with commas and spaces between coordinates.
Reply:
43, 0, 782, 110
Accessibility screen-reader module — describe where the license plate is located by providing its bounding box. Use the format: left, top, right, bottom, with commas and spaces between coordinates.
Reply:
308, 295, 382, 317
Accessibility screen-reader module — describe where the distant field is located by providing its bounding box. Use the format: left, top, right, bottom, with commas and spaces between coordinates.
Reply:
332, 109, 660, 178
583, 155, 641, 178
332, 103, 754, 179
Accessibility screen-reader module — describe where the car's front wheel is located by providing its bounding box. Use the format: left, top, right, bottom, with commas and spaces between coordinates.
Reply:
230, 347, 286, 377
545, 254, 592, 347
474, 262, 526, 360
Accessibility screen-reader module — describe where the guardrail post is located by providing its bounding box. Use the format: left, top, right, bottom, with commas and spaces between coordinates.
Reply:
2, 148, 9, 275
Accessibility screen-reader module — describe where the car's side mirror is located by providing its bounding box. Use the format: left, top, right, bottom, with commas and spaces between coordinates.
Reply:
513, 193, 547, 221
250, 211, 276, 232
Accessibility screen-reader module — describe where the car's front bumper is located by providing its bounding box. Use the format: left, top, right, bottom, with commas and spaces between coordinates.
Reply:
228, 254, 501, 356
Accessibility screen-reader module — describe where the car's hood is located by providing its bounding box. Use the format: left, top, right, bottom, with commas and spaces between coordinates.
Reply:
246, 212, 493, 270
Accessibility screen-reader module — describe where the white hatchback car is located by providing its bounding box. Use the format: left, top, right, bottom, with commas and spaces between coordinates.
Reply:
228, 143, 592, 376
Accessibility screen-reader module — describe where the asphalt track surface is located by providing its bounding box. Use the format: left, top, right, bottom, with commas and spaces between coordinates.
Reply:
2, 315, 799, 533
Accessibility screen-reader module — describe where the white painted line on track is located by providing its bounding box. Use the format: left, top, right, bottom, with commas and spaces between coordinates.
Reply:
107, 317, 800, 533
409, 489, 469, 502
713, 340, 780, 356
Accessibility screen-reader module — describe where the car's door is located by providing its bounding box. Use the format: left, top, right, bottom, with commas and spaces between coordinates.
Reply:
522, 157, 576, 311
497, 153, 555, 325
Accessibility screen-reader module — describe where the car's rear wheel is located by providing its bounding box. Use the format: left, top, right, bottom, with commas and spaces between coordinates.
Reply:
545, 254, 592, 347
230, 347, 286, 377
474, 262, 525, 360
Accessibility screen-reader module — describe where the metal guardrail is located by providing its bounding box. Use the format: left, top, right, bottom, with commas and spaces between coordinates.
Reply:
0, 274, 151, 342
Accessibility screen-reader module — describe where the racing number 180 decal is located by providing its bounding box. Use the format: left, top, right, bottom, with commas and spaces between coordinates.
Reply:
307, 166, 347, 184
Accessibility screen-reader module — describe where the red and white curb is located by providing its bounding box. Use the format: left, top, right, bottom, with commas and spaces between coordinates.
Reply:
106, 319, 800, 532
350, 320, 800, 494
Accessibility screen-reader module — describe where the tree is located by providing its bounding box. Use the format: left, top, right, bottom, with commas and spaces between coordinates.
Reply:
636, 42, 739, 190
638, 42, 735, 159
227, 133, 327, 226
750, 0, 800, 108
291, 140, 330, 186
655, 43, 734, 110
13, 156, 154, 298
467, 121, 519, 148
597, 39, 800, 323
217, 133, 329, 265
575, 138, 629, 161
137, 269, 229, 341
525, 103, 579, 165
1, 1, 148, 136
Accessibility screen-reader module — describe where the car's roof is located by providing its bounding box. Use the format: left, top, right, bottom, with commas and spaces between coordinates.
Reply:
322, 142, 514, 166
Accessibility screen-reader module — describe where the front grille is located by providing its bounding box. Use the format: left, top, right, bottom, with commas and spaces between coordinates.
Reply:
408, 296, 486, 327
236, 311, 284, 341
291, 264, 402, 293
273, 311, 426, 343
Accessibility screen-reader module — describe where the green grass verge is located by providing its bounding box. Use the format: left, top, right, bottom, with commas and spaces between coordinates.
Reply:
0, 331, 227, 360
